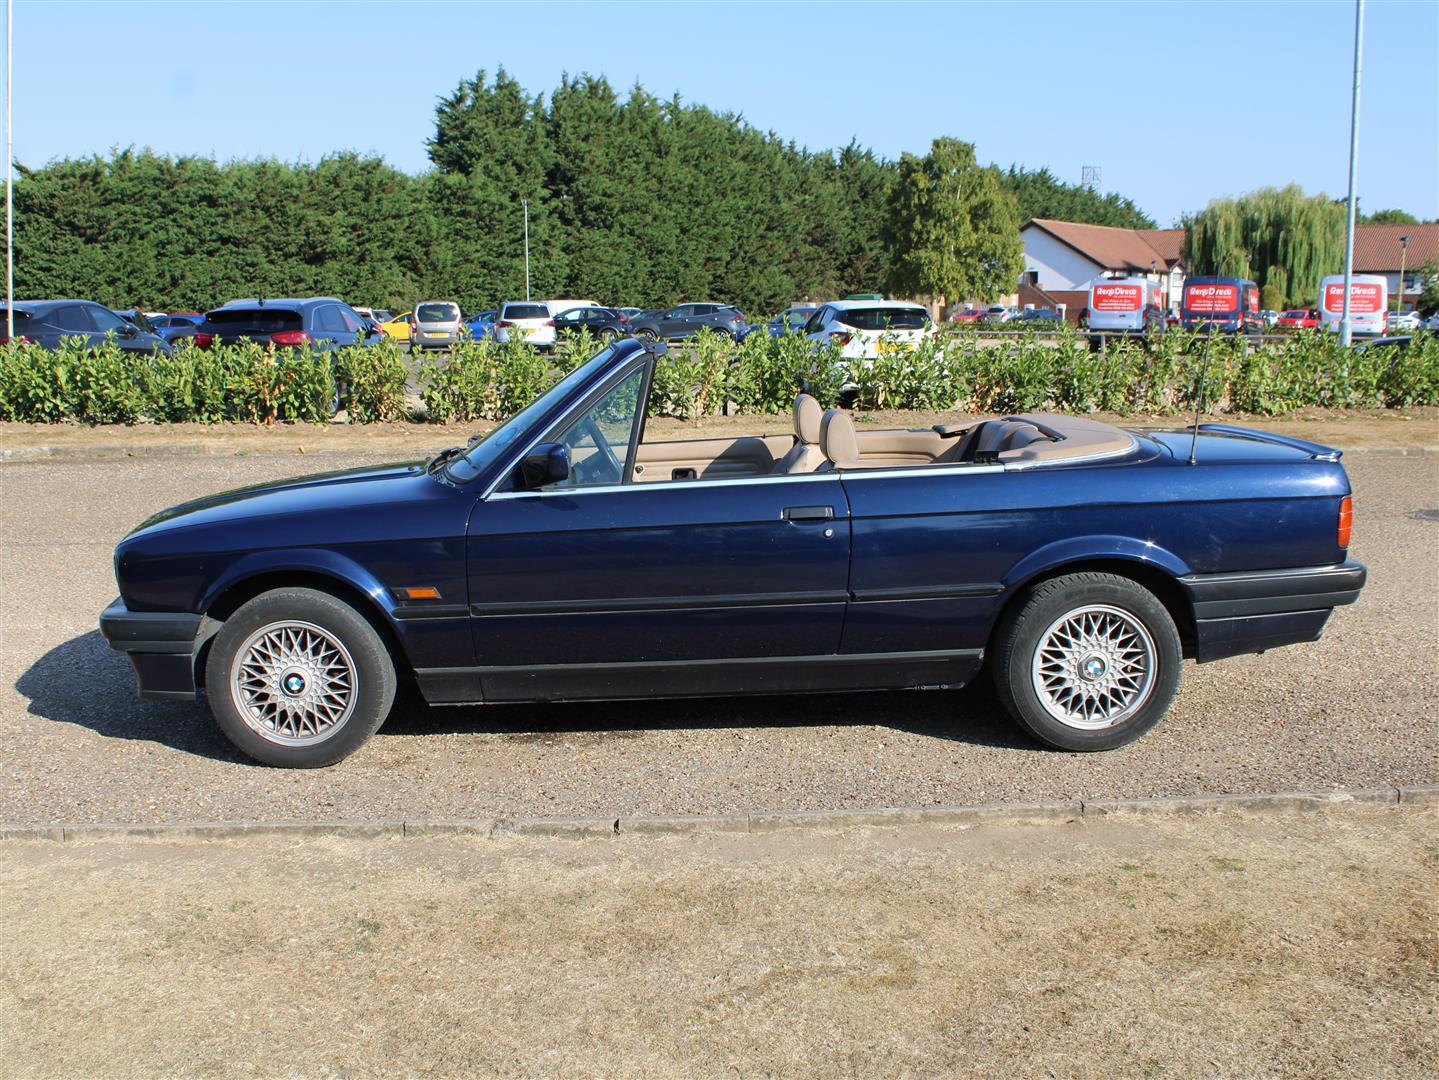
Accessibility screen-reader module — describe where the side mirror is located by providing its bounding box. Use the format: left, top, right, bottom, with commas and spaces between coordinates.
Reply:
120, 323, 139, 338
520, 442, 569, 488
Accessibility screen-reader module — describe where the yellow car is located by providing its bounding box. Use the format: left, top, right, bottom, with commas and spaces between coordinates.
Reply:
378, 311, 412, 342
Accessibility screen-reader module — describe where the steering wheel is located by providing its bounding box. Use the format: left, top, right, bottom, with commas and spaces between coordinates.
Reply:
579, 416, 623, 484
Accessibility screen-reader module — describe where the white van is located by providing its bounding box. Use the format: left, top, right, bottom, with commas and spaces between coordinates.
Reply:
545, 299, 601, 317
1318, 274, 1388, 335
1086, 277, 1162, 333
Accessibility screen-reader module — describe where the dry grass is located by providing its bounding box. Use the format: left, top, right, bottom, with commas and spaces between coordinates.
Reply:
1, 806, 1436, 1078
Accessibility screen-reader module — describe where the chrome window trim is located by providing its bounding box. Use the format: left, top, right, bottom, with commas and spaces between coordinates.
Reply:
485, 463, 1006, 500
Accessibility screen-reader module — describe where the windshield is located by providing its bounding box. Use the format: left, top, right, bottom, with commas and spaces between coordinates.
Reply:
444, 345, 623, 485
207, 309, 303, 332
837, 307, 930, 331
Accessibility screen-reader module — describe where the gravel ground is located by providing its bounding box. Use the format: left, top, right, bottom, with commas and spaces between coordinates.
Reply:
0, 452, 1435, 826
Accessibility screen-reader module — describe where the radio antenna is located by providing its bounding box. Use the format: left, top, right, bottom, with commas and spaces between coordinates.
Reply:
1188, 329, 1214, 465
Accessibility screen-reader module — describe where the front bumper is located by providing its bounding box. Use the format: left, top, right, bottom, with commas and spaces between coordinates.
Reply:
1179, 560, 1366, 663
99, 597, 216, 700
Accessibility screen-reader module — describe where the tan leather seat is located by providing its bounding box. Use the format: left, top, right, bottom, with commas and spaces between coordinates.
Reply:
819, 408, 862, 469
771, 393, 826, 474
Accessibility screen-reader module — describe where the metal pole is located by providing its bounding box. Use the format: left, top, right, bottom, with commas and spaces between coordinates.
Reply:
1339, 0, 1364, 347
5, 0, 13, 342
1396, 234, 1409, 324
521, 198, 531, 302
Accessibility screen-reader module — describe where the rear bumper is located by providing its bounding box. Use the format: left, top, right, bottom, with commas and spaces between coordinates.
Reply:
99, 597, 215, 700
1179, 560, 1366, 662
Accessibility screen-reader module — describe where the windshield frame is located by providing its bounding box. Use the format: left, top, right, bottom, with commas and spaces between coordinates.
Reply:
442, 344, 624, 487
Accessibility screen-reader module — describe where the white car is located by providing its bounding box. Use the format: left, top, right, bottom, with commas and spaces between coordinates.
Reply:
493, 300, 556, 347
802, 300, 934, 361
1389, 310, 1421, 332
1426, 312, 1439, 331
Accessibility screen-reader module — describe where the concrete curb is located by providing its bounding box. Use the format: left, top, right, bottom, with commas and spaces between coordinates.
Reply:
3, 443, 1436, 464
1, 786, 1434, 843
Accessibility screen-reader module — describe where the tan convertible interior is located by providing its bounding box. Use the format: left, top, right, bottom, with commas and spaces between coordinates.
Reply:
628, 394, 1135, 483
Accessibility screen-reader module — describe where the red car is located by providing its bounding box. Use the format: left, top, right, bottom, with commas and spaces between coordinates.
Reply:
951, 308, 984, 323
1277, 309, 1319, 329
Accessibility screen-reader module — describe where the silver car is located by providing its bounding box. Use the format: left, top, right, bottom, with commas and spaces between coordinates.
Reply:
411, 300, 462, 351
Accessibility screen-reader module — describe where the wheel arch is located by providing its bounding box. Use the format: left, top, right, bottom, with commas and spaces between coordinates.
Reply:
995, 545, 1197, 655
198, 563, 413, 687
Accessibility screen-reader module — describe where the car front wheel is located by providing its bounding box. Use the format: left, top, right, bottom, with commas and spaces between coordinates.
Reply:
205, 587, 397, 767
991, 572, 1181, 751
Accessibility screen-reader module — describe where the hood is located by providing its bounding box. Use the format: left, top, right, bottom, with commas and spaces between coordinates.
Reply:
128, 459, 429, 538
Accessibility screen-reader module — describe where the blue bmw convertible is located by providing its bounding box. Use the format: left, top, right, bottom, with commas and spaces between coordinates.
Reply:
101, 338, 1366, 767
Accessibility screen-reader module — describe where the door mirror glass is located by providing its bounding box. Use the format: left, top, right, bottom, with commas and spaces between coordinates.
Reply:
520, 443, 570, 488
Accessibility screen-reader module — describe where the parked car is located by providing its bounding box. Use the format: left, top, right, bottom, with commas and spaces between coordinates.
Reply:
1388, 309, 1421, 332
552, 305, 628, 341
99, 337, 1366, 767
616, 307, 645, 321
1425, 311, 1439, 331
410, 301, 464, 351
493, 301, 557, 347
1259, 309, 1280, 328
1277, 309, 1320, 330
628, 303, 746, 342
1013, 307, 1062, 325
194, 298, 377, 351
462, 310, 498, 340
148, 313, 205, 344
0, 299, 171, 353
983, 305, 1016, 324
377, 311, 412, 343
951, 308, 984, 323
761, 305, 820, 338
546, 299, 601, 317
801, 300, 933, 361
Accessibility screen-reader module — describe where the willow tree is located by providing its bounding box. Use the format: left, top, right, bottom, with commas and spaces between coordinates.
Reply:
1182, 185, 1346, 307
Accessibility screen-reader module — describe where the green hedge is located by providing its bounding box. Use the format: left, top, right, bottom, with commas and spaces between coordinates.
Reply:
1, 328, 1435, 426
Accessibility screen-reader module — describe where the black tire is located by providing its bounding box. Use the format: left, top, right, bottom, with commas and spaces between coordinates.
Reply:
598, 328, 617, 342
205, 587, 397, 767
991, 572, 1181, 752
636, 328, 659, 343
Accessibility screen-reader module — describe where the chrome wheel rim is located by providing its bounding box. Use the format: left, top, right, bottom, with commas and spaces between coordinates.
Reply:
230, 620, 357, 746
1031, 604, 1155, 730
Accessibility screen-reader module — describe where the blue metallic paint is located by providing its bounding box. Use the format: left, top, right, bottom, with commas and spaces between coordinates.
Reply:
103, 338, 1364, 708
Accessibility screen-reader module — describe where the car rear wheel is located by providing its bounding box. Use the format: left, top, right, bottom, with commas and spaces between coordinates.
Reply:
636, 328, 658, 342
205, 587, 397, 767
991, 572, 1181, 751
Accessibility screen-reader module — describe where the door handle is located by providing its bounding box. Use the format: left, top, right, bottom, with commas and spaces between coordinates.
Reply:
781, 505, 834, 522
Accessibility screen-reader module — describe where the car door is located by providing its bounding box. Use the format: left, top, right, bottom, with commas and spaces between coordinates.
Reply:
312, 304, 346, 349
465, 359, 852, 701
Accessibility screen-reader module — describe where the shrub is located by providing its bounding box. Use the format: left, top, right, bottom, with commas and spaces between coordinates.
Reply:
334, 339, 410, 423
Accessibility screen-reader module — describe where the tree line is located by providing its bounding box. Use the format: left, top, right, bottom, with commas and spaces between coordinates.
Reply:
13, 68, 1154, 316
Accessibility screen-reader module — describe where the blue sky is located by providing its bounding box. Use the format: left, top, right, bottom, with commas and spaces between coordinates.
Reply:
7, 0, 1437, 226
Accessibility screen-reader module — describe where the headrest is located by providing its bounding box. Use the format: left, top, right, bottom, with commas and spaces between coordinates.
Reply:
820, 408, 860, 468
793, 393, 822, 445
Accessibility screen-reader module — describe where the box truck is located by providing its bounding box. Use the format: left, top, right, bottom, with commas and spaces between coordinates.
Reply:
1318, 274, 1388, 336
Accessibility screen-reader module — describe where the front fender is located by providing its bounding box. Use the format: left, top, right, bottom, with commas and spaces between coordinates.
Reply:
198, 548, 398, 620
1002, 535, 1192, 593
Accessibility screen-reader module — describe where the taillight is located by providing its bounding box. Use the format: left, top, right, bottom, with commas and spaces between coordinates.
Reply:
829, 331, 853, 346
270, 330, 312, 347
0, 334, 33, 345
1337, 495, 1352, 548
618, 314, 628, 322
543, 319, 555, 327
496, 320, 514, 329
193, 332, 213, 348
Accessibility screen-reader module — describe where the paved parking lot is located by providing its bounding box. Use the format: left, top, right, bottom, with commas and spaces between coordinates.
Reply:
0, 452, 1435, 826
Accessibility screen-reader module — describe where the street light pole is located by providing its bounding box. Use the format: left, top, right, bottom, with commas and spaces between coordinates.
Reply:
5, 0, 13, 342
1396, 233, 1410, 323
520, 198, 531, 302
1339, 0, 1364, 347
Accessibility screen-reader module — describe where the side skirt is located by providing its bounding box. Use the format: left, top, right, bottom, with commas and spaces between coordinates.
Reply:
415, 649, 984, 706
